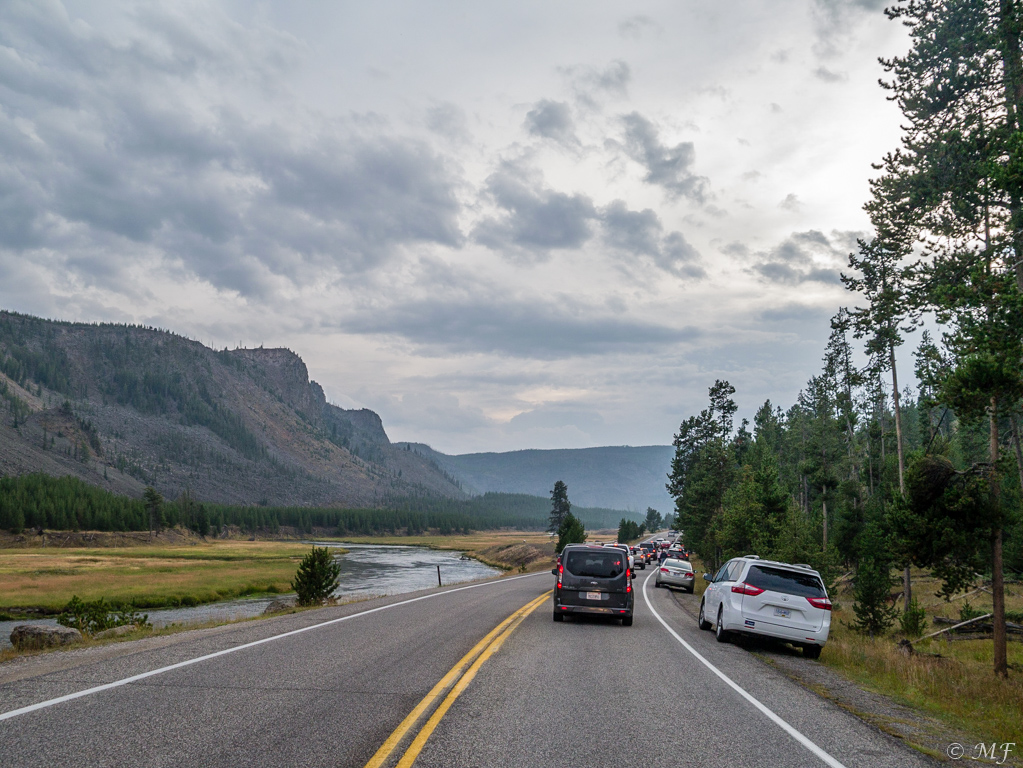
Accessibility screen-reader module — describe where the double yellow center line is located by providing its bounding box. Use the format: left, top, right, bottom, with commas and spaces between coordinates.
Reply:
364, 590, 552, 768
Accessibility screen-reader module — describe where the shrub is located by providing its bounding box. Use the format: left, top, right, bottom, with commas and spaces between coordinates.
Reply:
292, 546, 341, 605
899, 598, 928, 637
57, 596, 150, 635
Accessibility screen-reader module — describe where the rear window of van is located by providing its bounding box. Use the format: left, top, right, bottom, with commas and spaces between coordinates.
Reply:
565, 550, 626, 578
746, 565, 825, 598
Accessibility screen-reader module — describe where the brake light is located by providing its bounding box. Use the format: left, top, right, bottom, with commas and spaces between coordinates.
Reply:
806, 596, 832, 610
660, 567, 669, 574
626, 582, 632, 593
731, 582, 764, 596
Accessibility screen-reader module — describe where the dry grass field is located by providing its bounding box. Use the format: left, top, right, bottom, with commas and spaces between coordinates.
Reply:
0, 540, 327, 613
822, 568, 1023, 748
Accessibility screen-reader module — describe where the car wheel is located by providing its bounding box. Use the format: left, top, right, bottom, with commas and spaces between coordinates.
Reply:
686, 586, 694, 594
622, 615, 633, 626
803, 644, 822, 659
715, 607, 730, 643
698, 600, 712, 630
553, 610, 564, 622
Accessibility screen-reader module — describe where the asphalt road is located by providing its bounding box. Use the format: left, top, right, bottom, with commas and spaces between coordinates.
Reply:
0, 566, 937, 768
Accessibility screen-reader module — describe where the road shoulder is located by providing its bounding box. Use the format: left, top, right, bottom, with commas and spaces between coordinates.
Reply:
663, 588, 989, 766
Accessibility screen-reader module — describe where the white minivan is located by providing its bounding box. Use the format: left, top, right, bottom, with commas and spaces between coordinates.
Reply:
697, 555, 831, 658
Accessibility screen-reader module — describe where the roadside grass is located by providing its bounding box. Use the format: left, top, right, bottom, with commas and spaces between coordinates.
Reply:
0, 594, 378, 665
0, 541, 335, 612
821, 568, 1023, 748
683, 559, 1021, 748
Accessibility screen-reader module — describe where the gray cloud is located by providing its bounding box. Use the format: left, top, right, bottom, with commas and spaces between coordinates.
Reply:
0, 2, 464, 296
812, 0, 886, 57
341, 296, 700, 358
426, 102, 471, 144
600, 200, 706, 279
618, 15, 659, 40
601, 200, 662, 256
813, 66, 846, 83
524, 100, 577, 145
779, 193, 802, 212
473, 160, 597, 259
748, 229, 849, 285
561, 60, 631, 108
618, 113, 709, 202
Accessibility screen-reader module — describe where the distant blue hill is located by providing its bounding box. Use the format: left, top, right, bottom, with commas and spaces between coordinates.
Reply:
398, 444, 676, 519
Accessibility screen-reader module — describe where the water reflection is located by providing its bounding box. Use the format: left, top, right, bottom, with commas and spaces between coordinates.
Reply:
0, 544, 500, 647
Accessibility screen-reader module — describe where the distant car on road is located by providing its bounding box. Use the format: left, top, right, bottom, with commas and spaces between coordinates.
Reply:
655, 558, 694, 592
552, 544, 634, 625
698, 555, 831, 658
629, 546, 647, 569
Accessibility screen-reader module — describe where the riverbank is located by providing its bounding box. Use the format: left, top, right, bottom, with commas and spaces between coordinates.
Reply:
330, 530, 557, 572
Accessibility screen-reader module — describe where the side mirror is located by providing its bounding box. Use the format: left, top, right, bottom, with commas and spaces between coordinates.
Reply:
551, 568, 558, 576
703, 573, 713, 582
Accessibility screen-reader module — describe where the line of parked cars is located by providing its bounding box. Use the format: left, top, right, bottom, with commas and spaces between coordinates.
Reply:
550, 540, 832, 658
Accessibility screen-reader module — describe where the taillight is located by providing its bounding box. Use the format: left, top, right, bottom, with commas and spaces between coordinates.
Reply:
626, 582, 632, 593
731, 582, 765, 596
807, 596, 832, 610
660, 567, 669, 574
557, 563, 563, 589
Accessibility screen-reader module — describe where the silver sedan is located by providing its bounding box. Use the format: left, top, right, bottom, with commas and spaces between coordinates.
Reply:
655, 558, 695, 592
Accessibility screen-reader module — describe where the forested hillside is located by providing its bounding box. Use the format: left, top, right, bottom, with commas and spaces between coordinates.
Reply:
0, 474, 628, 535
0, 311, 465, 507
668, 1, 1023, 679
401, 444, 671, 516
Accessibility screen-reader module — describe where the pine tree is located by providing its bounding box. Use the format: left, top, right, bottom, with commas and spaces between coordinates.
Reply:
548, 480, 571, 533
292, 547, 342, 605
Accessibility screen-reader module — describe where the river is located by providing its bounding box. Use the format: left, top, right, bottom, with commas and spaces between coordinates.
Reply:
1, 543, 501, 648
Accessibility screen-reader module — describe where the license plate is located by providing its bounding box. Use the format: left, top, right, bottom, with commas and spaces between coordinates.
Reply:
585, 592, 602, 601
774, 608, 791, 618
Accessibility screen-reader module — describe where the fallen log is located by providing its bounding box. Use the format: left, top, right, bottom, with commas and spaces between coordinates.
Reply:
912, 613, 992, 644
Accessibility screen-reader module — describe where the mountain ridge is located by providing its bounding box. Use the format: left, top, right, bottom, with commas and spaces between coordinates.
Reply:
0, 310, 463, 507
399, 443, 676, 515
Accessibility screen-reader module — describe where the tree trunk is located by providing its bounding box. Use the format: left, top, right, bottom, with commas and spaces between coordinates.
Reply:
822, 497, 828, 548
999, 0, 1023, 290
890, 344, 911, 611
989, 399, 1008, 678
1011, 414, 1023, 494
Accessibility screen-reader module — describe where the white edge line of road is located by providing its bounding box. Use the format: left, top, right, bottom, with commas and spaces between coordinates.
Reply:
0, 571, 547, 723
642, 572, 848, 768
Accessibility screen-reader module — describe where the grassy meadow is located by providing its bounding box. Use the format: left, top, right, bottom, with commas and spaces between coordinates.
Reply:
0, 540, 327, 613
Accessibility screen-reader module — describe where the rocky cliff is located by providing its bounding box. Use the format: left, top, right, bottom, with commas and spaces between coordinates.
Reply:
0, 310, 464, 506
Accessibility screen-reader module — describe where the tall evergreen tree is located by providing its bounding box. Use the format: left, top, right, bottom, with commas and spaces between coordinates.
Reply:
548, 480, 571, 533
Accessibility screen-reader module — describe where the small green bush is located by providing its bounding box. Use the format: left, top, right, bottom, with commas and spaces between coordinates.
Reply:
899, 598, 928, 637
57, 596, 150, 635
959, 601, 985, 622
292, 547, 341, 605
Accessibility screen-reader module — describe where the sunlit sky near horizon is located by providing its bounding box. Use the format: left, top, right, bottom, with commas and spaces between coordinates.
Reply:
0, 1, 910, 454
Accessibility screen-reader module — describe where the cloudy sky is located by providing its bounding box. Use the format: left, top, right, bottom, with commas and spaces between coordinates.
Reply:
0, 0, 908, 454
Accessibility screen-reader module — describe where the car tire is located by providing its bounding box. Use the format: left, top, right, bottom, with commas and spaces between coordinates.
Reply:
686, 587, 694, 594
715, 607, 730, 643
622, 615, 633, 626
698, 600, 712, 631
553, 611, 564, 622
803, 644, 822, 659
